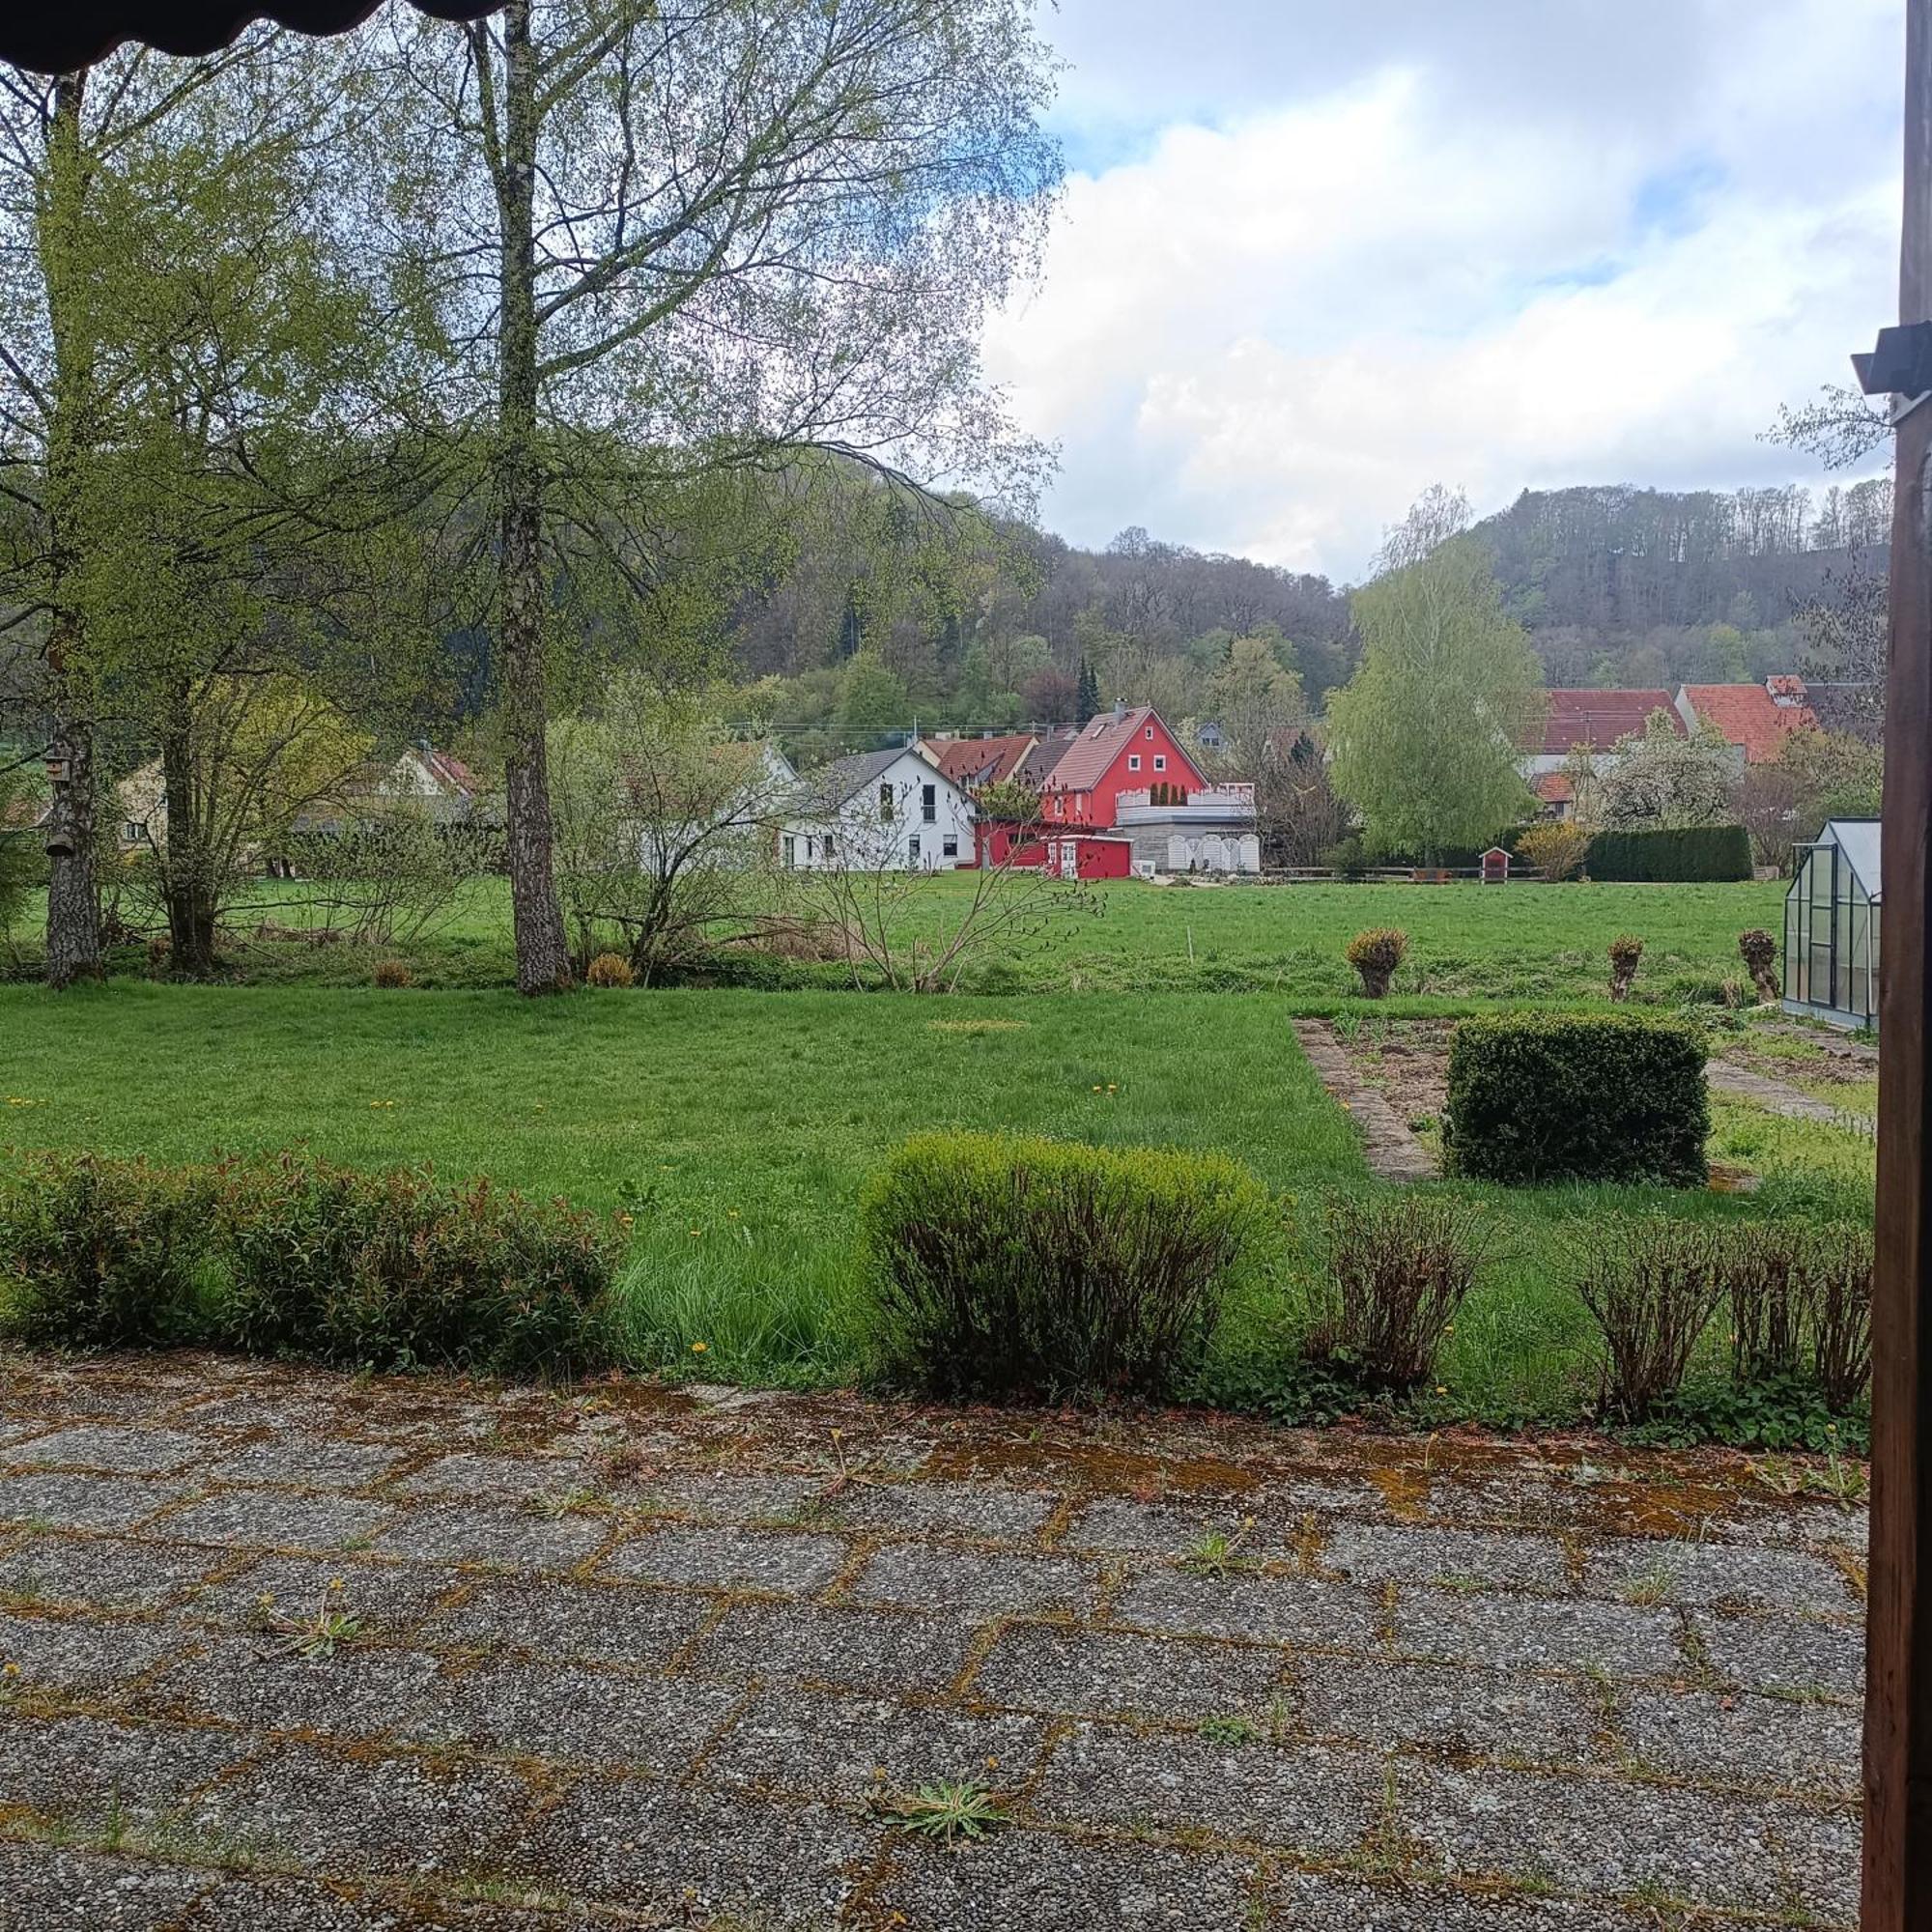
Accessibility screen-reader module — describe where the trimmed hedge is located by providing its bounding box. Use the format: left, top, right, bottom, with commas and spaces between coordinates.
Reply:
860, 1130, 1269, 1400
1444, 1012, 1710, 1186
0, 1150, 617, 1376
1586, 825, 1752, 882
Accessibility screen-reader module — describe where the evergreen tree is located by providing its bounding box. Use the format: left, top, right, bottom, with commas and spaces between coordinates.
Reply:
1075, 655, 1099, 724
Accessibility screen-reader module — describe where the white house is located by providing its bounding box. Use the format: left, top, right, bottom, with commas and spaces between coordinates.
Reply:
632, 740, 798, 872
782, 745, 975, 871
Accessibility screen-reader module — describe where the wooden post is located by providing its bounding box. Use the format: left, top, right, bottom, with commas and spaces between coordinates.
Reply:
1866, 2, 1932, 1923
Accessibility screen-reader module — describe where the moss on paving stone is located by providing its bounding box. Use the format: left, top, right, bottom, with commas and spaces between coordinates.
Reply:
0, 1355, 1871, 1929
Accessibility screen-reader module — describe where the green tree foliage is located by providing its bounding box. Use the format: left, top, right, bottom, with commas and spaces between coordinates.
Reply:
1327, 513, 1545, 863
1074, 655, 1099, 724
1206, 633, 1304, 777
838, 652, 911, 746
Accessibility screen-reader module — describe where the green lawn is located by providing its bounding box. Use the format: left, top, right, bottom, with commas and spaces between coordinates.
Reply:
0, 974, 1869, 1429
9, 874, 1788, 1005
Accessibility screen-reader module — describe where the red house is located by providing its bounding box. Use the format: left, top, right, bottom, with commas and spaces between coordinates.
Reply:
1040, 705, 1208, 829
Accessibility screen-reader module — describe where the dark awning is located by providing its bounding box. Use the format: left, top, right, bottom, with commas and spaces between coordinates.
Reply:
2, 1, 503, 74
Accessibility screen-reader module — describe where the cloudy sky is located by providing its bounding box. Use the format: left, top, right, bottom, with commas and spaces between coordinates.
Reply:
981, 0, 1903, 581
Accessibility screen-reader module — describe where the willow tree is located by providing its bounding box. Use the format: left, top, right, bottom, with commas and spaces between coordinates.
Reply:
1328, 500, 1546, 863
401, 0, 1059, 992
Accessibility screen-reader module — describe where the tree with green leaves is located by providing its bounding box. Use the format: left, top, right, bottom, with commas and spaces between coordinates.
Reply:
1596, 714, 1738, 831
1206, 633, 1304, 779
838, 651, 910, 747
399, 0, 1060, 992
1327, 503, 1545, 862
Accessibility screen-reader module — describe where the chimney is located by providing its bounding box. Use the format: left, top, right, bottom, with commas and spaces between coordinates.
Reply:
1113, 700, 1126, 724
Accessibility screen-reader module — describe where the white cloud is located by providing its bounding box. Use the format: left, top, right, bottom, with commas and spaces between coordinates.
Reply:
990, 0, 1902, 579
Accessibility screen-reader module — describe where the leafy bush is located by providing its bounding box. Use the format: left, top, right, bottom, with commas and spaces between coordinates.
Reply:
1444, 1012, 1709, 1186
860, 1131, 1268, 1400
1345, 927, 1407, 998
1739, 929, 1778, 1004
1585, 825, 1752, 882
1306, 1193, 1492, 1392
1577, 1220, 1725, 1417
1607, 933, 1643, 1003
0, 1153, 213, 1349
1516, 821, 1589, 882
585, 952, 636, 988
218, 1155, 615, 1375
372, 957, 413, 989
1, 1150, 615, 1378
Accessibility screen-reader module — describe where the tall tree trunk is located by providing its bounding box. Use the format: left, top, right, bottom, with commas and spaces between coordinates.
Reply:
158, 696, 217, 978
494, 0, 570, 995
41, 70, 101, 986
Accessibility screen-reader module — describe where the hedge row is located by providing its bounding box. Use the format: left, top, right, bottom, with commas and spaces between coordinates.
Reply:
1444, 1011, 1710, 1186
0, 1151, 615, 1375
1585, 824, 1753, 882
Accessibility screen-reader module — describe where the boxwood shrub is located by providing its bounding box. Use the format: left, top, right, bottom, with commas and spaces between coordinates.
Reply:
1444, 1012, 1709, 1186
860, 1130, 1269, 1400
1585, 825, 1752, 882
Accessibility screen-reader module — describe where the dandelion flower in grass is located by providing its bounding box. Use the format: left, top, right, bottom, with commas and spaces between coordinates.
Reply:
2, 1662, 19, 1677
1435, 1386, 1449, 1397
691, 1341, 709, 1355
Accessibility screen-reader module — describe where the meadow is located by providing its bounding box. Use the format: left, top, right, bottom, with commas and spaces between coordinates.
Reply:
10, 873, 1790, 1005
0, 875, 1875, 1435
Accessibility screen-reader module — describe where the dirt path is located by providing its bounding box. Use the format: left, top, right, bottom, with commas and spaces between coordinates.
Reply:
1708, 1061, 1873, 1126
1293, 1019, 1437, 1182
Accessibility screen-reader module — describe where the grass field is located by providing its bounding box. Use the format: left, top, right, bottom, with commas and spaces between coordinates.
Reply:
7, 875, 1789, 1004
0, 960, 1873, 1429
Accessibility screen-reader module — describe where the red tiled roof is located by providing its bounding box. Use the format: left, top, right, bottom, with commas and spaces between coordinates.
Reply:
1679, 683, 1816, 764
1045, 708, 1192, 792
420, 748, 477, 794
921, 733, 1036, 789
1533, 773, 1575, 805
1538, 690, 1680, 755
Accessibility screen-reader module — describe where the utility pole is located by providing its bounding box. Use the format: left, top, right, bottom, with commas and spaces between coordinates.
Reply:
1863, 1, 1932, 1923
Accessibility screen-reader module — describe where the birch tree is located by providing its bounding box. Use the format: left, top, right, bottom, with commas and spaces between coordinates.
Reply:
399, 0, 1059, 992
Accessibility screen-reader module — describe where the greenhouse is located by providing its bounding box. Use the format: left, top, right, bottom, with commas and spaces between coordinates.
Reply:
1782, 818, 1883, 1030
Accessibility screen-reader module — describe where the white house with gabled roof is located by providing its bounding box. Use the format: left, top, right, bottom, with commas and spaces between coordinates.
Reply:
781, 744, 975, 870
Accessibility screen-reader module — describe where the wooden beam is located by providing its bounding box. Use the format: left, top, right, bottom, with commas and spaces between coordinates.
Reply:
1866, 1, 1932, 1924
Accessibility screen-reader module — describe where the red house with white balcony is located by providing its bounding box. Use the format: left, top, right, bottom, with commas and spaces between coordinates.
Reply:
1040, 705, 1208, 829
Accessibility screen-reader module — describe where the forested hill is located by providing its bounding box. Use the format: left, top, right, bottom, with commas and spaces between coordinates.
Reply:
1472, 481, 1888, 686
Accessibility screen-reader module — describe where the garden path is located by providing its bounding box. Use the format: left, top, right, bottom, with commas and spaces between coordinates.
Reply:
1292, 1022, 1436, 1182
0, 1351, 1866, 1930
1707, 1062, 1873, 1126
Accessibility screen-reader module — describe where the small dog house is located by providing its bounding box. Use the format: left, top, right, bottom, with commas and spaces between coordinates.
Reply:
1783, 818, 1882, 1029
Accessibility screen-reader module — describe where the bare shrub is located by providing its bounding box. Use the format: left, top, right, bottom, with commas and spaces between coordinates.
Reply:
585, 952, 635, 988
1607, 934, 1643, 1003
1722, 1225, 1808, 1385
372, 957, 412, 989
1517, 821, 1589, 882
1346, 927, 1407, 999
1577, 1220, 1723, 1416
1739, 929, 1778, 1005
1805, 1224, 1874, 1411
1307, 1194, 1492, 1392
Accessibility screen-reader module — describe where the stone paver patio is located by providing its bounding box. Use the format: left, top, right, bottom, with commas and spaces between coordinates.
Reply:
0, 1351, 1867, 1929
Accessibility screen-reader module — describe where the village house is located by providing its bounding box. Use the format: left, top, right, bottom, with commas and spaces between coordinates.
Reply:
1673, 676, 1817, 767
781, 743, 975, 871
1524, 689, 1683, 818
918, 730, 1038, 791
1039, 705, 1209, 828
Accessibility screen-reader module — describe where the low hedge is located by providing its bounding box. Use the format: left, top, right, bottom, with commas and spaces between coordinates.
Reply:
1444, 1012, 1710, 1186
0, 1150, 617, 1376
860, 1130, 1269, 1400
1586, 825, 1752, 882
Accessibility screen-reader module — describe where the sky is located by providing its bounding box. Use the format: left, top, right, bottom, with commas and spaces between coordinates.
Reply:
981, 0, 1904, 582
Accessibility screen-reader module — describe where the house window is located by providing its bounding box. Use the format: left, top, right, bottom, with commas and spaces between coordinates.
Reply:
878, 782, 895, 819
1145, 725, 1154, 739
782, 834, 796, 868
823, 831, 837, 861
1153, 755, 1166, 773
124, 820, 144, 843
1128, 754, 1141, 772
922, 782, 936, 823
942, 835, 958, 858
908, 833, 922, 863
